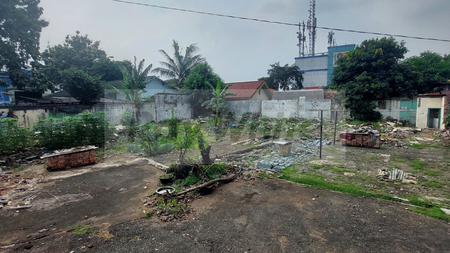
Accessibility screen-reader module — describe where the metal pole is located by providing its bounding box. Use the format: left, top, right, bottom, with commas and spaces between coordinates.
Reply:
320, 110, 323, 159
333, 111, 338, 145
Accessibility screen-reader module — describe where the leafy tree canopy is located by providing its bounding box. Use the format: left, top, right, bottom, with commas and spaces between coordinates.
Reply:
61, 68, 103, 105
262, 62, 303, 91
331, 37, 418, 121
152, 40, 204, 88
404, 51, 450, 93
0, 0, 48, 90
182, 62, 221, 111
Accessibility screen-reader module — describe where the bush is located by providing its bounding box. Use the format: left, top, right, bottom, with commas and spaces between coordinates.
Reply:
34, 112, 113, 150
0, 118, 33, 153
120, 111, 137, 138
135, 123, 161, 156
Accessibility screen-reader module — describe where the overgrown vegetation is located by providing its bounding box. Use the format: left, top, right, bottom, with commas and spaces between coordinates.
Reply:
34, 112, 114, 150
0, 118, 33, 153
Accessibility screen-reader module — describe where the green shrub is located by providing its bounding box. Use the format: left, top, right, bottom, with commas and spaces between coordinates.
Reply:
183, 173, 200, 186
120, 111, 137, 138
34, 112, 113, 150
0, 118, 33, 153
135, 123, 161, 156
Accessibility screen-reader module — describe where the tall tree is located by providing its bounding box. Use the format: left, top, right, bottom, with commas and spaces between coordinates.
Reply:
109, 57, 152, 124
263, 63, 303, 90
404, 51, 450, 93
182, 62, 221, 116
331, 37, 418, 121
0, 0, 48, 89
152, 40, 204, 88
61, 68, 103, 105
41, 31, 107, 84
202, 79, 235, 126
90, 57, 131, 82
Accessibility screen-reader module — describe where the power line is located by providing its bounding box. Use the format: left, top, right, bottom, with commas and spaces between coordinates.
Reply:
109, 0, 450, 43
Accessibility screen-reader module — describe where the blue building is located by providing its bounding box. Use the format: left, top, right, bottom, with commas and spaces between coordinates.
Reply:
294, 44, 355, 89
0, 72, 12, 104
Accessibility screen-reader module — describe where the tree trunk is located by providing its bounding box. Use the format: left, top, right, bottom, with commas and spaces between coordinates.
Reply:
197, 131, 212, 165
215, 109, 219, 127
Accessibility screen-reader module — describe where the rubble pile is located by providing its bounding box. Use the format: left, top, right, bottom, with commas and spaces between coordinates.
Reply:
377, 168, 417, 183
0, 171, 41, 209
0, 149, 43, 171
223, 137, 326, 173
343, 122, 443, 148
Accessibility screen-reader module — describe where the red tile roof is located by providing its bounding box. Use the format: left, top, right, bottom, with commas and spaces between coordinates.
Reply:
226, 80, 265, 99
269, 88, 276, 94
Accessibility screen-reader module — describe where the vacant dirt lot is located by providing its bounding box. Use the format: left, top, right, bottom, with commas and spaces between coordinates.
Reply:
3, 178, 449, 252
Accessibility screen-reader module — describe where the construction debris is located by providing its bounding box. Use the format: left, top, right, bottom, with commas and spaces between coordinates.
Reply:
377, 168, 417, 183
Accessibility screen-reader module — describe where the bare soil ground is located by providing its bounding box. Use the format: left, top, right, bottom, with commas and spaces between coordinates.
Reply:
3, 179, 450, 252
1, 128, 450, 252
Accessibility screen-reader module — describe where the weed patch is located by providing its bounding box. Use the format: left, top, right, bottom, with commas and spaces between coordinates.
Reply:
425, 180, 443, 189
12, 166, 26, 173
408, 206, 449, 221
71, 224, 97, 235
411, 159, 425, 170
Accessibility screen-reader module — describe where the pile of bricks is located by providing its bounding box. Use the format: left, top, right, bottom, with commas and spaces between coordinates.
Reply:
340, 133, 381, 148
42, 146, 98, 171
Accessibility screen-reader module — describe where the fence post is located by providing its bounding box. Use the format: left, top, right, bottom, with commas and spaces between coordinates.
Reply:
320, 110, 323, 159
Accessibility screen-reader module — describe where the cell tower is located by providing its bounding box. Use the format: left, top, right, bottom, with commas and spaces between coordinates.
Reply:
307, 0, 316, 56
297, 21, 306, 57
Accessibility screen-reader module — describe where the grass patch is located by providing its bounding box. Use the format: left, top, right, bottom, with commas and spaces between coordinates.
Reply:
12, 166, 26, 173
312, 165, 321, 170
71, 224, 97, 235
406, 195, 434, 208
143, 210, 154, 219
424, 170, 443, 177
411, 159, 425, 170
280, 168, 397, 202
425, 180, 444, 189
408, 206, 449, 220
410, 143, 441, 149
259, 172, 271, 179
391, 154, 406, 163
280, 168, 450, 221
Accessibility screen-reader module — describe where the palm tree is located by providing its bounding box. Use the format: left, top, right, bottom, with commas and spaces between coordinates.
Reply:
109, 56, 152, 124
152, 40, 204, 88
201, 79, 235, 126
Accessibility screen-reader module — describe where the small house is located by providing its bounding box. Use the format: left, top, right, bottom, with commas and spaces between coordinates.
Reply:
104, 76, 177, 100
225, 80, 272, 101
416, 93, 446, 129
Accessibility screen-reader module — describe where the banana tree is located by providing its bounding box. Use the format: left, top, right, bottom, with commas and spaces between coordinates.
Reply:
108, 56, 152, 124
201, 79, 235, 127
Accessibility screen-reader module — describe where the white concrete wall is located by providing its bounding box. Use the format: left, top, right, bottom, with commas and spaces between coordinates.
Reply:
298, 97, 331, 120
262, 100, 298, 118
12, 109, 48, 127
94, 101, 136, 125
416, 97, 445, 129
295, 55, 328, 70
154, 94, 192, 122
227, 100, 261, 115
301, 70, 328, 88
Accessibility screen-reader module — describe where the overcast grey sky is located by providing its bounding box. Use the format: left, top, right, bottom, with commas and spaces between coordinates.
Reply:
38, 0, 450, 83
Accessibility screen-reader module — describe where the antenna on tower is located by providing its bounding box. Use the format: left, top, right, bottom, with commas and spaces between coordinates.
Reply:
307, 0, 316, 56
328, 31, 334, 47
297, 21, 306, 57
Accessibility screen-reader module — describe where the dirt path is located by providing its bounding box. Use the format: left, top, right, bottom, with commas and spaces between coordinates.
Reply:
0, 159, 162, 246
7, 179, 449, 252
